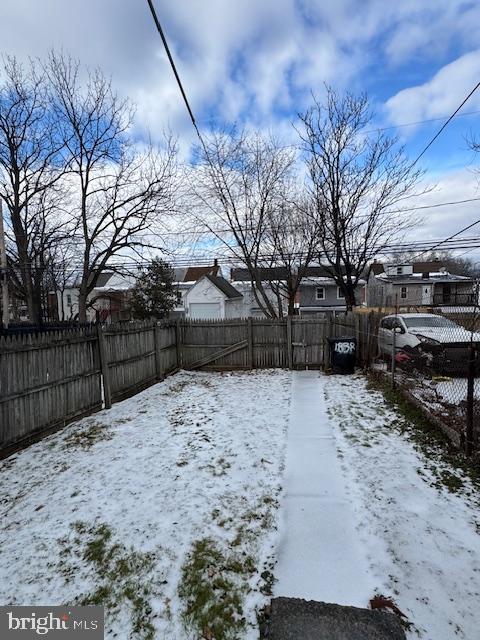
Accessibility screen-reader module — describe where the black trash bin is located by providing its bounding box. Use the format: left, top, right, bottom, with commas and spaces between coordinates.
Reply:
327, 336, 357, 374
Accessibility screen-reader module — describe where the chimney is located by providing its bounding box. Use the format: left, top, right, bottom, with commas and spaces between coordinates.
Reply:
213, 259, 218, 267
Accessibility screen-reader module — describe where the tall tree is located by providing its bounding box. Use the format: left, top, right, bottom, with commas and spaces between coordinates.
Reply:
47, 53, 178, 322
190, 128, 321, 317
298, 87, 424, 309
0, 56, 67, 323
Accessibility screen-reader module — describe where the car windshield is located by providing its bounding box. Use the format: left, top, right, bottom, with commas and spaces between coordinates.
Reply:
403, 317, 458, 328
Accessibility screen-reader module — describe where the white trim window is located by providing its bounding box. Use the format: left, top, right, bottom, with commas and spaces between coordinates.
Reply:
400, 286, 408, 299
337, 287, 345, 300
315, 286, 325, 300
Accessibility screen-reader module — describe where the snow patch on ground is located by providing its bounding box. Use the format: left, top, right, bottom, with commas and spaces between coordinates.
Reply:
0, 369, 291, 639
324, 374, 480, 640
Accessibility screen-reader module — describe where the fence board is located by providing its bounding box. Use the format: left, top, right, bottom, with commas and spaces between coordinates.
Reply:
0, 327, 102, 455
1, 321, 178, 456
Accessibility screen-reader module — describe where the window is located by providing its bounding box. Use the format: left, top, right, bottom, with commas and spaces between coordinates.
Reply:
315, 287, 325, 300
396, 266, 403, 275
400, 286, 407, 299
380, 317, 393, 329
404, 316, 457, 328
66, 294, 72, 306
337, 287, 345, 299
176, 290, 183, 305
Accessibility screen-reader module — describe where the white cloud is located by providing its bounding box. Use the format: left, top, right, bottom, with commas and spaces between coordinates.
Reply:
402, 167, 480, 256
385, 50, 480, 125
1, 0, 480, 166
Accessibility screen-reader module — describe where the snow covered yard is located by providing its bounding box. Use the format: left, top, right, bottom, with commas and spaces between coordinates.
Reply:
0, 369, 291, 640
324, 374, 480, 640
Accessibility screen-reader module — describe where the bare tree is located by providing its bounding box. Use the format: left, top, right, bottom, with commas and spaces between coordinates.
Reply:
190, 128, 321, 317
0, 56, 68, 323
47, 53, 177, 322
298, 87, 424, 310
261, 197, 322, 315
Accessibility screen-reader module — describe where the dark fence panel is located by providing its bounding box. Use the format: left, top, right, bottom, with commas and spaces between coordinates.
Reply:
0, 327, 101, 454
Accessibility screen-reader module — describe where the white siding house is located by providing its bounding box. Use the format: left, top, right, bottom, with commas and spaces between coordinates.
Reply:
185, 275, 244, 319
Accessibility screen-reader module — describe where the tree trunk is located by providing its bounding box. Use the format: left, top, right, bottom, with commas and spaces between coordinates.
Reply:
287, 295, 296, 317
344, 285, 356, 311
78, 289, 88, 323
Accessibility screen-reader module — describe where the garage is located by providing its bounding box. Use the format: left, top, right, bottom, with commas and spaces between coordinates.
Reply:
188, 302, 221, 319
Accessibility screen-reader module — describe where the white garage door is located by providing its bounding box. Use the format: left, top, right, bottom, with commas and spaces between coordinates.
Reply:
189, 303, 221, 319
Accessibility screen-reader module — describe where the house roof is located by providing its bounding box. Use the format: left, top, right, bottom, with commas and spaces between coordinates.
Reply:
89, 271, 115, 288
205, 274, 243, 299
369, 260, 471, 279
301, 266, 332, 277
184, 265, 220, 282
231, 267, 289, 281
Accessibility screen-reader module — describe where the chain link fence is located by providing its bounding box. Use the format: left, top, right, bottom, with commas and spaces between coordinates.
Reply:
331, 308, 480, 454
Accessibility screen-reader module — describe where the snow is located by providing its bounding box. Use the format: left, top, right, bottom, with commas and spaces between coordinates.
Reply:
324, 373, 480, 640
0, 369, 291, 639
2, 368, 479, 640
274, 371, 377, 606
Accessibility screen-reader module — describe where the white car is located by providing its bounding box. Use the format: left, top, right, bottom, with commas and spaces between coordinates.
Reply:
378, 313, 480, 373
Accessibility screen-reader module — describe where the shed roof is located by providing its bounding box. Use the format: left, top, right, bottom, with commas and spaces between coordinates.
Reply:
205, 274, 243, 299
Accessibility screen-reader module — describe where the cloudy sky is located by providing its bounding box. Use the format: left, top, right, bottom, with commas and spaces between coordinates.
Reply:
2, 0, 480, 259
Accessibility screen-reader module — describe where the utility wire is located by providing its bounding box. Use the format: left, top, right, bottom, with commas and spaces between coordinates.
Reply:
410, 218, 480, 261
10, 235, 480, 273
402, 80, 480, 260
411, 80, 480, 167
145, 0, 209, 155
364, 109, 480, 135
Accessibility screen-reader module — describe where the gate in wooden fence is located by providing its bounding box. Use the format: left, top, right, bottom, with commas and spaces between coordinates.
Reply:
179, 317, 331, 370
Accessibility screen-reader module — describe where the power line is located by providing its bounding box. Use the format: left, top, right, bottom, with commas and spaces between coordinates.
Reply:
42, 195, 479, 239
145, 0, 208, 155
410, 218, 480, 261
10, 235, 480, 273
411, 80, 480, 167
364, 109, 480, 135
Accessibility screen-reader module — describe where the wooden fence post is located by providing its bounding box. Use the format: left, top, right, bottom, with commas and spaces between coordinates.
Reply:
154, 322, 163, 380
465, 344, 475, 456
176, 318, 182, 369
97, 324, 112, 409
287, 316, 293, 370
246, 317, 254, 369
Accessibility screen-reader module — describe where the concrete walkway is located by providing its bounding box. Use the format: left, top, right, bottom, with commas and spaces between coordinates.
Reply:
274, 371, 376, 606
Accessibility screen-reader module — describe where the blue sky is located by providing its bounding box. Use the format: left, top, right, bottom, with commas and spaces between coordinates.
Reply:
2, 0, 480, 256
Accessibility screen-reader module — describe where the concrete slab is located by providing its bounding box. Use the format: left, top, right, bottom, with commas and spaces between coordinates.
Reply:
268, 598, 407, 640
274, 371, 376, 606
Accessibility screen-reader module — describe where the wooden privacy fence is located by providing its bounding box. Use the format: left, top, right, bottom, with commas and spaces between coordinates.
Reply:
0, 326, 102, 456
1, 315, 365, 456
1, 320, 177, 457
178, 317, 332, 370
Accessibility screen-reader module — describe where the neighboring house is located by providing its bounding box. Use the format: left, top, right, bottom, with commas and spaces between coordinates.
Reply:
55, 286, 81, 320
366, 261, 477, 308
295, 266, 364, 316
185, 274, 244, 319
230, 267, 289, 317
172, 261, 222, 318
53, 271, 136, 322
89, 271, 137, 322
